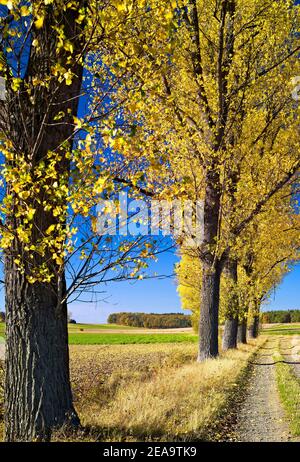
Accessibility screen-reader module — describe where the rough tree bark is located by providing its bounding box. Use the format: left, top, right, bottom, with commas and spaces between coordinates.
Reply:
4, 272, 79, 441
222, 259, 239, 351
247, 315, 260, 339
4, 4, 86, 441
237, 318, 247, 344
198, 170, 222, 361
198, 0, 236, 361
198, 260, 222, 361
222, 317, 239, 350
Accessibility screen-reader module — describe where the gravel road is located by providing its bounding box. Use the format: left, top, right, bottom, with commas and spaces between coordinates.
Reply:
233, 338, 296, 442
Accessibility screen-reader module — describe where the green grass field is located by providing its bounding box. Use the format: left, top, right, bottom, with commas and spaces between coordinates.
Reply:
2, 321, 299, 344
274, 350, 300, 436
0, 322, 196, 344
262, 324, 300, 336
68, 332, 198, 345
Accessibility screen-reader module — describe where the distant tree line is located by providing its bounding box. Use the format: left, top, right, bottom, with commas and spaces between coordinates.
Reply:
261, 310, 300, 324
107, 312, 192, 329
0, 312, 5, 322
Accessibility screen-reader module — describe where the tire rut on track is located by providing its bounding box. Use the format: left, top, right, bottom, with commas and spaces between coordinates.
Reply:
281, 335, 300, 379
232, 338, 297, 442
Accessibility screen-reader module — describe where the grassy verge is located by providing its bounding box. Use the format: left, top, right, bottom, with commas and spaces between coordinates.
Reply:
274, 351, 300, 436
69, 333, 198, 345
262, 323, 300, 336
57, 340, 262, 442
0, 360, 3, 439
262, 328, 300, 336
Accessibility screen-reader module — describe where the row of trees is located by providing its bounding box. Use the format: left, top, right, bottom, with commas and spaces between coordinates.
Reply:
261, 310, 300, 324
98, 0, 300, 356
0, 0, 299, 442
107, 312, 192, 328
176, 187, 300, 341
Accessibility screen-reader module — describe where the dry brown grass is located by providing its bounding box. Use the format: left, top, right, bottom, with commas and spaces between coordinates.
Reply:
67, 340, 261, 441
0, 360, 4, 440
0, 340, 262, 441
70, 343, 197, 408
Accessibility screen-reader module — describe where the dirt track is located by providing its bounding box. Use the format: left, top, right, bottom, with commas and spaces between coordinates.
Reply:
233, 338, 299, 442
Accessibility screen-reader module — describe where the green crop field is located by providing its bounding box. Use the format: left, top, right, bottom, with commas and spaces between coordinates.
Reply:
262, 328, 300, 336
262, 324, 300, 336
264, 323, 300, 329
68, 332, 198, 345
1, 322, 196, 344
2, 321, 300, 341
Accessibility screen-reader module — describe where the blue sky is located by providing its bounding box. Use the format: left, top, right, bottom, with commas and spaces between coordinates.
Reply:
69, 249, 182, 323
1, 252, 299, 322
260, 263, 300, 313
68, 257, 300, 324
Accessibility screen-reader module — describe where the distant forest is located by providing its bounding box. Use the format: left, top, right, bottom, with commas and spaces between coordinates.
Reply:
108, 311, 300, 327
107, 312, 192, 329
261, 310, 300, 324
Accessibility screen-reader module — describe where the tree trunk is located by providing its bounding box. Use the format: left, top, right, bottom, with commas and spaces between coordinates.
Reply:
3, 4, 86, 441
198, 170, 222, 361
247, 315, 260, 339
237, 318, 247, 343
222, 259, 239, 351
198, 261, 222, 361
222, 317, 239, 350
4, 265, 79, 441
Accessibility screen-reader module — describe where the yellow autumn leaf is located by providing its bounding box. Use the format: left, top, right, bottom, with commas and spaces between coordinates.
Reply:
64, 41, 74, 54
20, 5, 30, 16
93, 177, 107, 194
46, 224, 56, 234
52, 253, 64, 265
64, 70, 73, 85
19, 190, 30, 200
27, 275, 37, 283
11, 78, 22, 92
35, 15, 44, 29
73, 116, 82, 129
165, 10, 173, 20
27, 208, 36, 221
12, 184, 20, 193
